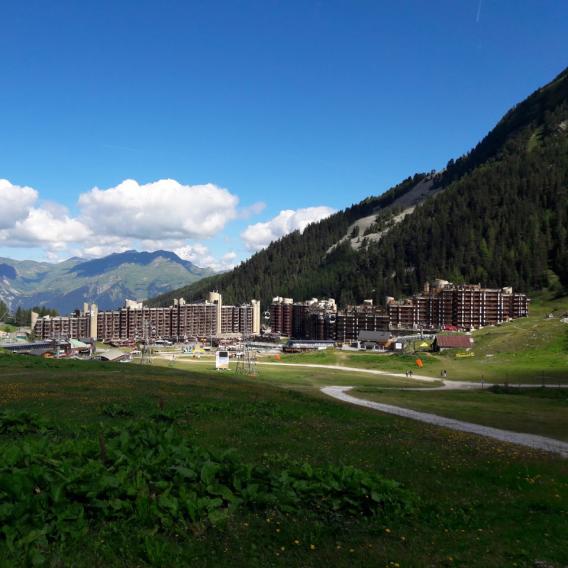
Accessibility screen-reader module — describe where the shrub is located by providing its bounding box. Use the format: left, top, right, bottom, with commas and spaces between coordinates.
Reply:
0, 410, 51, 435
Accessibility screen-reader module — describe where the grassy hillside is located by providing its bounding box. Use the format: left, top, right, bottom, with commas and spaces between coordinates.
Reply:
0, 353, 567, 566
350, 387, 568, 442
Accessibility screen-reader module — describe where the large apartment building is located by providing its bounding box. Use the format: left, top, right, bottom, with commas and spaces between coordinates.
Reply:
33, 292, 261, 341
269, 297, 294, 337
269, 280, 529, 342
335, 303, 390, 342
386, 280, 529, 331
291, 298, 337, 341
31, 313, 92, 341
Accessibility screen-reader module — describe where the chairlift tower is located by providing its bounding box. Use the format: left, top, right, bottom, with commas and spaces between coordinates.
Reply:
235, 302, 257, 376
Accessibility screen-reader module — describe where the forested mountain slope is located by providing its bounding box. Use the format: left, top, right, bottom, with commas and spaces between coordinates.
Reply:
147, 172, 429, 306
149, 66, 568, 308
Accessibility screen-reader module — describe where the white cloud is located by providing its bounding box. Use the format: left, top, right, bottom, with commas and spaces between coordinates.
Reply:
78, 236, 133, 259
237, 201, 266, 219
0, 179, 38, 230
222, 251, 237, 262
241, 206, 335, 251
1, 207, 91, 249
0, 177, 252, 269
138, 238, 186, 253
0, 180, 90, 253
174, 244, 238, 271
45, 250, 64, 262
78, 178, 239, 240
174, 243, 210, 264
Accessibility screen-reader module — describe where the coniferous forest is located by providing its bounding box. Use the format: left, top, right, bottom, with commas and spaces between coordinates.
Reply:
0, 301, 58, 327
150, 67, 568, 308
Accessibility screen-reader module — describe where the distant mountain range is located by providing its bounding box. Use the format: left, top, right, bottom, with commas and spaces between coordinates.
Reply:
0, 250, 213, 314
149, 66, 568, 308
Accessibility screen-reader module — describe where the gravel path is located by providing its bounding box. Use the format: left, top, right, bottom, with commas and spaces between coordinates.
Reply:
321, 386, 568, 458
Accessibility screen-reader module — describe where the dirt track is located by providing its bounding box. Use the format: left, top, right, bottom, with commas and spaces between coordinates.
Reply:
321, 385, 568, 458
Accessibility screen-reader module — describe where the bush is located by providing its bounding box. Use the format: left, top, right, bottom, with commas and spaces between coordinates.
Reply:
0, 410, 51, 435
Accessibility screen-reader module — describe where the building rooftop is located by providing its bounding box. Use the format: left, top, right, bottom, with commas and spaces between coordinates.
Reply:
358, 330, 392, 342
435, 334, 473, 349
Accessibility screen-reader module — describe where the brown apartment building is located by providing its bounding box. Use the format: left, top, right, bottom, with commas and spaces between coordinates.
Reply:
33, 292, 261, 341
268, 280, 529, 341
269, 297, 294, 337
386, 280, 529, 331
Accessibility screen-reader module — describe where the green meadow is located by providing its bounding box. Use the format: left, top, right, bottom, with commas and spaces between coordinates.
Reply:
0, 352, 567, 567
350, 386, 568, 442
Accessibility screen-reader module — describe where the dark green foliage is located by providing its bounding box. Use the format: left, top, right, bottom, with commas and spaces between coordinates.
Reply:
186, 399, 295, 419
0, 410, 51, 435
0, 354, 566, 566
32, 306, 59, 318
0, 415, 414, 562
0, 299, 8, 319
435, 66, 568, 188
101, 403, 134, 418
351, 106, 568, 302
149, 67, 568, 309
488, 385, 568, 400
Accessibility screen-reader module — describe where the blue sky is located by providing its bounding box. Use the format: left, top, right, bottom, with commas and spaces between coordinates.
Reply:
0, 0, 567, 267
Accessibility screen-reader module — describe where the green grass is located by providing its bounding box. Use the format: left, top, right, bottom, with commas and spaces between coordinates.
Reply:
350, 387, 568, 442
276, 349, 439, 374
160, 357, 440, 389
165, 357, 567, 442
0, 352, 567, 567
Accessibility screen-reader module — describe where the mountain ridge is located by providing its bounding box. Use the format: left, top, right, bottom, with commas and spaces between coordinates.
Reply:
0, 250, 213, 314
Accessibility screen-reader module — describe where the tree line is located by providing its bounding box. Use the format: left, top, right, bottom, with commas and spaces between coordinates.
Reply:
0, 302, 59, 327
